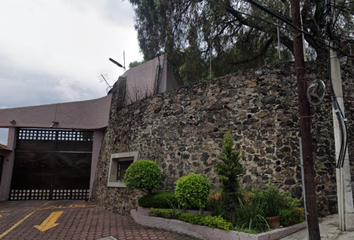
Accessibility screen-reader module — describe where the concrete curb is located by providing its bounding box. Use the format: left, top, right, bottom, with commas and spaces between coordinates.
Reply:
96, 237, 118, 240
131, 207, 307, 240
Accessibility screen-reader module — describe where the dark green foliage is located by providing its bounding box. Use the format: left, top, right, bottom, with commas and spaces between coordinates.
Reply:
138, 190, 177, 208
123, 160, 162, 195
229, 188, 304, 231
214, 131, 244, 207
280, 208, 305, 227
226, 193, 269, 233
149, 208, 174, 218
127, 0, 352, 84
280, 192, 302, 208
146, 187, 304, 233
175, 173, 211, 209
205, 190, 223, 214
148, 209, 232, 231
262, 185, 282, 217
215, 131, 244, 193
279, 192, 304, 227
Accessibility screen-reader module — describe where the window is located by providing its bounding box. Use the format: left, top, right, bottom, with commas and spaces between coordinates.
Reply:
107, 151, 138, 187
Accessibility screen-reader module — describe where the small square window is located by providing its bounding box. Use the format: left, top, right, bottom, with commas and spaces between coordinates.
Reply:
107, 151, 138, 187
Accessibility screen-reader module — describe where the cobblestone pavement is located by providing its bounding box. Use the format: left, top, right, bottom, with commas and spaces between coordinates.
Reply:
0, 200, 196, 240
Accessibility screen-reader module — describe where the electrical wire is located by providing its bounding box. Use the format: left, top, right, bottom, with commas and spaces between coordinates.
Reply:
222, 0, 354, 59
223, 6, 292, 32
224, 1, 328, 52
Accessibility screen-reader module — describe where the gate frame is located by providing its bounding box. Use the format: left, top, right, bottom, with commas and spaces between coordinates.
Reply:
10, 128, 95, 200
0, 94, 111, 201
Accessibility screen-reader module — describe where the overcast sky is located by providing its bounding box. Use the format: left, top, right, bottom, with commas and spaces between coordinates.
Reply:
0, 0, 143, 144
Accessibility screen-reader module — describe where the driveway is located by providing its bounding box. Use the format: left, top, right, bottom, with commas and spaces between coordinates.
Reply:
0, 200, 195, 240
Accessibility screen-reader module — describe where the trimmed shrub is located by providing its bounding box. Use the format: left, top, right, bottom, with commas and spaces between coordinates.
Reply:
138, 190, 177, 208
148, 208, 232, 231
175, 173, 211, 209
123, 160, 162, 195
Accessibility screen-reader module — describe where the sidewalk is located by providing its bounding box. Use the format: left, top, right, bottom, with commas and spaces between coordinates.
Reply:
282, 214, 354, 240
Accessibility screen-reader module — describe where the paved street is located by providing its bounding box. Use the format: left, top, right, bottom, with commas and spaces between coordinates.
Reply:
0, 200, 195, 240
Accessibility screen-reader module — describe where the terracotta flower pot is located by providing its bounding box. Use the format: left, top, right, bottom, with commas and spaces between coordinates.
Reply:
266, 215, 280, 229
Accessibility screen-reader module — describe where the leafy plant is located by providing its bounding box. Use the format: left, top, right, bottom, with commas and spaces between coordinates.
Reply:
214, 131, 244, 207
280, 192, 302, 208
263, 184, 282, 217
149, 208, 174, 218
278, 192, 304, 227
206, 189, 224, 215
148, 208, 232, 231
138, 190, 177, 208
175, 173, 211, 210
280, 207, 305, 227
233, 194, 269, 233
123, 160, 162, 196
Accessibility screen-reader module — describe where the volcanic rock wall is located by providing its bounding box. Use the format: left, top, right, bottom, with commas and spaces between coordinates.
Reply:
92, 61, 354, 216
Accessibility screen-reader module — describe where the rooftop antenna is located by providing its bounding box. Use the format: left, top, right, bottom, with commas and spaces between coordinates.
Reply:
98, 73, 112, 93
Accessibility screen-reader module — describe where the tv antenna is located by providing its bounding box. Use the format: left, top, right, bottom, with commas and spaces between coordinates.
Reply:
98, 73, 112, 93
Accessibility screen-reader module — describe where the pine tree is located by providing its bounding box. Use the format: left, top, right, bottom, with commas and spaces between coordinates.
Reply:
214, 131, 244, 206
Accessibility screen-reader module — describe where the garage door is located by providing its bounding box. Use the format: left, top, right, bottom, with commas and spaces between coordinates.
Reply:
10, 128, 93, 200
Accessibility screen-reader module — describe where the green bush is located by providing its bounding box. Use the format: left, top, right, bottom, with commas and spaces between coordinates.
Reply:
138, 190, 177, 208
149, 208, 174, 218
278, 192, 304, 226
280, 192, 302, 208
175, 173, 211, 209
232, 195, 269, 233
262, 184, 282, 217
123, 160, 162, 195
148, 208, 232, 231
280, 207, 304, 227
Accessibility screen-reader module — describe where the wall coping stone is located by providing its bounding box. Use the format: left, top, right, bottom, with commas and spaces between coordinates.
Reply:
131, 207, 307, 240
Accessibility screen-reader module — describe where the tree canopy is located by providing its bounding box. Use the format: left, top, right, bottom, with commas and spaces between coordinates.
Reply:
128, 0, 354, 84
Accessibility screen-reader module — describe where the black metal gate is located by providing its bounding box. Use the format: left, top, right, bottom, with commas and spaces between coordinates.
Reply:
10, 128, 93, 200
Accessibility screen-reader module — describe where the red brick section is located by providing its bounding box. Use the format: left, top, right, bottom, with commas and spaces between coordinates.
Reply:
0, 200, 196, 240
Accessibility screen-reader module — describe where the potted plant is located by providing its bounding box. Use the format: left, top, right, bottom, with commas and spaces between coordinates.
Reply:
263, 184, 282, 228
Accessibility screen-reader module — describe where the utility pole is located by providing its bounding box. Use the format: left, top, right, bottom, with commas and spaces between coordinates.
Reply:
331, 46, 354, 231
330, 0, 354, 231
330, 3, 354, 229
291, 0, 321, 239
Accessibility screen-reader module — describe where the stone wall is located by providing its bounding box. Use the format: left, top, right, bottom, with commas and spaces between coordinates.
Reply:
92, 61, 354, 216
